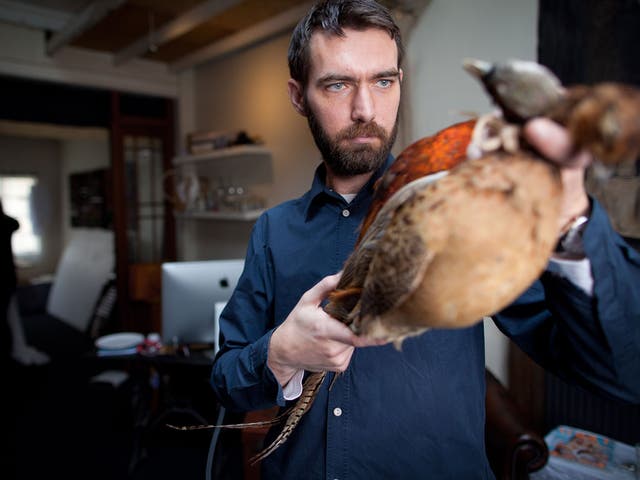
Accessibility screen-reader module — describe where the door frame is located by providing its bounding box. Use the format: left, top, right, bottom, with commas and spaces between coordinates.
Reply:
110, 91, 176, 331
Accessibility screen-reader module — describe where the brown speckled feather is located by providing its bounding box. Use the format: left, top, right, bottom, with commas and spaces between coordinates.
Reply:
358, 119, 476, 244
326, 121, 476, 324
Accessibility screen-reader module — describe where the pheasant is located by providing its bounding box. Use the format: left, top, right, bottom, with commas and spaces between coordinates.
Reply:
326, 58, 640, 341
173, 59, 640, 463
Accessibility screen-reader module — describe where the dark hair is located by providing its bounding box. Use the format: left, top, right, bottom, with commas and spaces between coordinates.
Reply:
288, 0, 404, 85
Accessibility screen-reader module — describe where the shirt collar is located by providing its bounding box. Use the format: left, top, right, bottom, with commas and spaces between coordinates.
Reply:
303, 154, 395, 221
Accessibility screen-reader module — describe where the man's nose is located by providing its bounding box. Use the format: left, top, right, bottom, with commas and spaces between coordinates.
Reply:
351, 85, 375, 123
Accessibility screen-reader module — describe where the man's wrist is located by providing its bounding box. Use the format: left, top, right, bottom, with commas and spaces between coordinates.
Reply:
267, 326, 299, 387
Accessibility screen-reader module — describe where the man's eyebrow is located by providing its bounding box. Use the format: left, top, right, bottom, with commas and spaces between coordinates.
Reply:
316, 69, 401, 86
316, 73, 356, 85
373, 69, 401, 79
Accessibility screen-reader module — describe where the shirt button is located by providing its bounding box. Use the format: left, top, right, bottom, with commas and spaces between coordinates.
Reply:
342, 209, 350, 217
333, 407, 342, 417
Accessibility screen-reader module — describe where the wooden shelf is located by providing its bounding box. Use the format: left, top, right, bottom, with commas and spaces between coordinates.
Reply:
173, 144, 271, 166
172, 145, 271, 223
175, 209, 264, 221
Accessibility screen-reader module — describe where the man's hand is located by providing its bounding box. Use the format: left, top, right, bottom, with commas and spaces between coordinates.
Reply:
267, 273, 384, 387
524, 118, 591, 233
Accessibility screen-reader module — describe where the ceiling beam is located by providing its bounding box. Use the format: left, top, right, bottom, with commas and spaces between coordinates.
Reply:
170, 2, 314, 73
0, 0, 71, 31
113, 0, 243, 66
0, 120, 108, 141
46, 0, 126, 56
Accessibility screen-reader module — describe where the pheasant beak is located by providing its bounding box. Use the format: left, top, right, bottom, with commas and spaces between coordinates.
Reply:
462, 58, 494, 80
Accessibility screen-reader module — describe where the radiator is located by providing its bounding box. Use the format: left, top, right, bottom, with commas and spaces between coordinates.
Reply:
544, 373, 640, 445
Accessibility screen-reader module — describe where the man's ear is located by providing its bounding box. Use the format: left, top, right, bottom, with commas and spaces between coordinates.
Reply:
399, 68, 404, 83
287, 79, 307, 117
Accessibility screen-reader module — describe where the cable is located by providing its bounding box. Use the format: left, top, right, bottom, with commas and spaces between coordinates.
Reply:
205, 405, 226, 480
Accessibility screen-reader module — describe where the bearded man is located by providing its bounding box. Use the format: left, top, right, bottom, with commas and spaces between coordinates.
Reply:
211, 1, 640, 479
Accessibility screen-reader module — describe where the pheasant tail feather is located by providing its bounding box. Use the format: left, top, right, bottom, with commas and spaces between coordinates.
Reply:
249, 371, 327, 464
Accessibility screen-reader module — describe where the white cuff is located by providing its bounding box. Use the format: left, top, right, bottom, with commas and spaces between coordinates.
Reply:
548, 257, 593, 296
282, 369, 305, 401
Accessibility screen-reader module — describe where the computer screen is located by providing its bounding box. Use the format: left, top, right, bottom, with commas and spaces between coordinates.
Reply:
161, 259, 244, 351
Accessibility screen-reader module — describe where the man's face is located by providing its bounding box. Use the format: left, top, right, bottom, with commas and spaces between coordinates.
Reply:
291, 28, 402, 176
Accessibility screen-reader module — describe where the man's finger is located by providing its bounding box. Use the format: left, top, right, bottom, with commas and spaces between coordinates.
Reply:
352, 336, 389, 348
322, 314, 358, 345
524, 118, 592, 169
303, 272, 342, 304
524, 118, 572, 161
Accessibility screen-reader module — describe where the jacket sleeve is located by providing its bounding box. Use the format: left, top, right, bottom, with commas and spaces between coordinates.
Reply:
210, 214, 287, 411
494, 199, 640, 403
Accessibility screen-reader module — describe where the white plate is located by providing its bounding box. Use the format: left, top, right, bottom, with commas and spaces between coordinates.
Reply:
95, 332, 144, 350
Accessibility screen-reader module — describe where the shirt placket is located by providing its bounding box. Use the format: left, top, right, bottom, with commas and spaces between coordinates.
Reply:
325, 199, 358, 479
326, 372, 350, 480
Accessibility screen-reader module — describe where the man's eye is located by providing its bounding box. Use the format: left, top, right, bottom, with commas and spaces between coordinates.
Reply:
327, 82, 346, 91
377, 79, 393, 88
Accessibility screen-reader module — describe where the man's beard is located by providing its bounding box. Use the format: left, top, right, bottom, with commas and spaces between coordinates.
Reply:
307, 108, 399, 177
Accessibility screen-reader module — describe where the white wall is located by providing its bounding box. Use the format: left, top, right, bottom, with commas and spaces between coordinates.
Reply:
406, 0, 538, 385
406, 0, 538, 139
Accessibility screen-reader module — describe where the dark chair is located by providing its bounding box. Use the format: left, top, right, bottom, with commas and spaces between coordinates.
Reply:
485, 369, 549, 480
16, 280, 116, 360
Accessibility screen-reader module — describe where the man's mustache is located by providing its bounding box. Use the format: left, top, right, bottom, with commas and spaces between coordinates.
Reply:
336, 122, 388, 142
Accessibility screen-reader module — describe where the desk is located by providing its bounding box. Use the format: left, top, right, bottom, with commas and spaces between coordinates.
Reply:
90, 346, 220, 475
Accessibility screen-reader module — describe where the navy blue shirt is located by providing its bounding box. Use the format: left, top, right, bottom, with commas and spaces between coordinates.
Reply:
211, 156, 640, 479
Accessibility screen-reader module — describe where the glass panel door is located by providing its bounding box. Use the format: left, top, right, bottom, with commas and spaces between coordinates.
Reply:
110, 92, 175, 333
124, 135, 165, 263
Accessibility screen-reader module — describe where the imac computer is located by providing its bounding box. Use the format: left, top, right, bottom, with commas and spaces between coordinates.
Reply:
161, 259, 244, 352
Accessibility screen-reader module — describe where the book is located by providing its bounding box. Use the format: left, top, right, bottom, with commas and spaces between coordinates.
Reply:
548, 425, 614, 469
186, 129, 258, 154
531, 425, 638, 480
